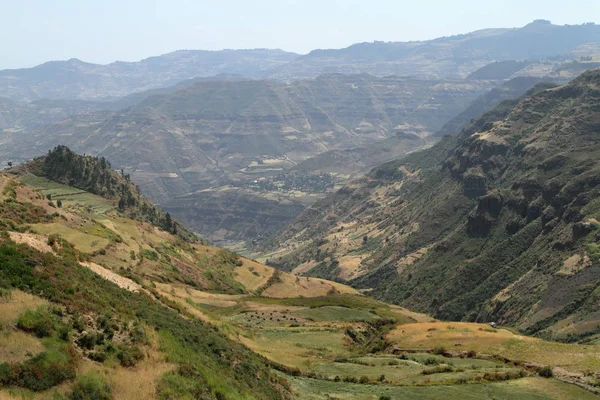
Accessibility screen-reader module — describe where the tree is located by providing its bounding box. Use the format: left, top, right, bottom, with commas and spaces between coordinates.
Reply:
7, 162, 12, 168
46, 194, 52, 201
56, 199, 62, 208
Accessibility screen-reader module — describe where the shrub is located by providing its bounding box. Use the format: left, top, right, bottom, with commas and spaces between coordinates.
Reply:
0, 346, 76, 391
422, 365, 453, 375
70, 372, 113, 400
17, 307, 57, 338
117, 345, 144, 367
539, 365, 553, 378
422, 357, 440, 366
432, 346, 448, 356
466, 350, 477, 358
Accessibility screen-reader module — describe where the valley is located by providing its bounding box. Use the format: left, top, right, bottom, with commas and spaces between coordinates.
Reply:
1, 159, 600, 399
263, 68, 600, 346
2, 15, 600, 400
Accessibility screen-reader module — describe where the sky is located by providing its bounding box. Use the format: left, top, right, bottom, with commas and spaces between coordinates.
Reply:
1, 0, 599, 69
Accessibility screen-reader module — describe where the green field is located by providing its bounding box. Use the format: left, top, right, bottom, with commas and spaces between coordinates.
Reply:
296, 306, 380, 322
20, 174, 114, 214
286, 376, 600, 400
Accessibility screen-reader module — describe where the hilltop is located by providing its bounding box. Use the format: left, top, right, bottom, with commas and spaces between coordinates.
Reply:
264, 69, 600, 343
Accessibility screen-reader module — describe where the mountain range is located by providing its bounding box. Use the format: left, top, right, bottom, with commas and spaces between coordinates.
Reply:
2, 21, 600, 102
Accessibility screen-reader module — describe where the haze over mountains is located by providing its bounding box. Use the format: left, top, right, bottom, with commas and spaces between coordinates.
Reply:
2, 20, 600, 245
1, 20, 600, 102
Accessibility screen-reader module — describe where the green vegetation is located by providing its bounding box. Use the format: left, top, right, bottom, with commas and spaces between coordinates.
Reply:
0, 237, 288, 399
25, 146, 194, 240
70, 372, 113, 400
296, 306, 380, 322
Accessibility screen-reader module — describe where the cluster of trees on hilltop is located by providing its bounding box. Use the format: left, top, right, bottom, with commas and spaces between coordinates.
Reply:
28, 146, 193, 240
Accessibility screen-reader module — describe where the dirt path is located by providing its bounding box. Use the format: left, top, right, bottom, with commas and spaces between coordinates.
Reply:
79, 262, 142, 293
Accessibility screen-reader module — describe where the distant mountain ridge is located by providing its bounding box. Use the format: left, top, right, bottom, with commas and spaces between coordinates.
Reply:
268, 20, 600, 80
2, 20, 599, 102
0, 49, 299, 101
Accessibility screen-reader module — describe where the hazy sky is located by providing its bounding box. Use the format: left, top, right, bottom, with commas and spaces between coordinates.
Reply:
1, 0, 598, 69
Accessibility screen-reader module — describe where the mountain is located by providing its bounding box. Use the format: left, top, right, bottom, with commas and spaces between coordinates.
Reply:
2, 149, 600, 399
0, 49, 299, 101
268, 20, 600, 80
2, 74, 491, 243
264, 69, 600, 341
289, 77, 552, 178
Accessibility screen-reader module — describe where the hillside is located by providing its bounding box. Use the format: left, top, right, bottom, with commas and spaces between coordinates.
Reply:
264, 69, 600, 342
0, 50, 298, 101
2, 150, 600, 399
268, 20, 600, 80
2, 74, 491, 244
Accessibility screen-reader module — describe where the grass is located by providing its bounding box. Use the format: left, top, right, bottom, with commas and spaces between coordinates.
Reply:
242, 326, 348, 369
30, 223, 109, 254
387, 322, 600, 373
262, 273, 359, 298
0, 290, 48, 324
285, 376, 600, 400
20, 175, 114, 214
296, 306, 380, 322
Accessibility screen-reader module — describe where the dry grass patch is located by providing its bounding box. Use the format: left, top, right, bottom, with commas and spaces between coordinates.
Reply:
79, 329, 174, 400
262, 274, 358, 298
234, 259, 272, 291
7, 232, 55, 255
336, 255, 365, 280
31, 223, 109, 253
387, 322, 600, 373
558, 253, 592, 275
0, 331, 45, 363
0, 290, 48, 324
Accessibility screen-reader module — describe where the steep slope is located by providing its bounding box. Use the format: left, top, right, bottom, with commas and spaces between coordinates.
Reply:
265, 70, 600, 341
0, 50, 299, 101
268, 20, 600, 80
0, 149, 369, 399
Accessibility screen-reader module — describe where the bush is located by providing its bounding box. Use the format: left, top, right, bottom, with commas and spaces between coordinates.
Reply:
422, 365, 453, 375
432, 346, 448, 356
117, 345, 144, 367
539, 365, 553, 378
17, 307, 57, 338
422, 357, 440, 366
0, 346, 76, 391
70, 372, 113, 400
